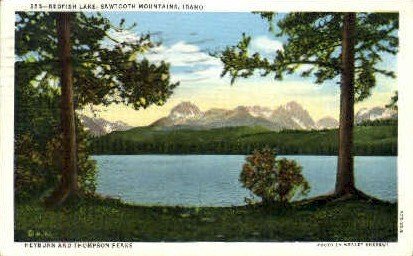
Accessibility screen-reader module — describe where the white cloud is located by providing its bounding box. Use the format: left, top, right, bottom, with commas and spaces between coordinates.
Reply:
144, 41, 224, 83
140, 38, 285, 84
191, 66, 223, 78
145, 41, 221, 68
249, 36, 283, 56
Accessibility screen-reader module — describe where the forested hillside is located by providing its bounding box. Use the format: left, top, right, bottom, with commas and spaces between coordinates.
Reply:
91, 122, 397, 155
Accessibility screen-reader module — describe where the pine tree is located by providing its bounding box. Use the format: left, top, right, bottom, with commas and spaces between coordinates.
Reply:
219, 12, 398, 198
54, 12, 78, 203
16, 12, 179, 205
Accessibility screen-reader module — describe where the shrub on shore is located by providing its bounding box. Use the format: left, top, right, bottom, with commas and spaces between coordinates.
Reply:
240, 147, 310, 205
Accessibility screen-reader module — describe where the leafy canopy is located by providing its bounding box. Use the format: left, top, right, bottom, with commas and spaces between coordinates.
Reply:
219, 13, 398, 102
16, 12, 179, 109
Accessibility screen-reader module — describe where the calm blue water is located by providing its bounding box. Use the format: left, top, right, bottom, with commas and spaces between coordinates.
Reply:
93, 155, 397, 206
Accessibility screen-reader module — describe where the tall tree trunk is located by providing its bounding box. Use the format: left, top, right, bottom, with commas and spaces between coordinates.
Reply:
335, 13, 356, 196
46, 12, 78, 205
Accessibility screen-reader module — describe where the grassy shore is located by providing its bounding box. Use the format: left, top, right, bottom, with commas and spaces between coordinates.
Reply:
15, 196, 397, 242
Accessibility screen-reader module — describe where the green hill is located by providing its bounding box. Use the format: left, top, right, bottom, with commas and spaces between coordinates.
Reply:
91, 124, 397, 156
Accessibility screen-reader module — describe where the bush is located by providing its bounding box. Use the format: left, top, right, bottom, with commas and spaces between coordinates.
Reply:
15, 125, 97, 200
240, 147, 310, 205
14, 82, 97, 200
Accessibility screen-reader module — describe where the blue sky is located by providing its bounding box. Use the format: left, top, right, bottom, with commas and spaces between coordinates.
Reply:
89, 12, 398, 126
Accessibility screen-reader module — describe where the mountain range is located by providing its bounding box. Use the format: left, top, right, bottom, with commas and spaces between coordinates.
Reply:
355, 106, 397, 124
79, 114, 132, 137
151, 101, 335, 131
80, 101, 397, 136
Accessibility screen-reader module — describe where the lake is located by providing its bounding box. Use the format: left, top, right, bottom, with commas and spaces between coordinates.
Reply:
93, 155, 397, 206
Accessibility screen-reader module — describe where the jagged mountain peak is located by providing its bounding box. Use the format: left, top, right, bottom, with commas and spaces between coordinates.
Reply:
278, 101, 309, 116
273, 101, 316, 129
284, 101, 303, 111
355, 106, 397, 124
243, 105, 273, 118
153, 101, 321, 131
79, 114, 132, 136
171, 101, 200, 112
169, 101, 203, 120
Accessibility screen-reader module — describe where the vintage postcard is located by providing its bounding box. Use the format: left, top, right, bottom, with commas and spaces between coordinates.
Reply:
1, 0, 413, 255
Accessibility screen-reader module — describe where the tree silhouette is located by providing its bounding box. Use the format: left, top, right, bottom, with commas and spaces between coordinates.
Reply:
218, 12, 398, 198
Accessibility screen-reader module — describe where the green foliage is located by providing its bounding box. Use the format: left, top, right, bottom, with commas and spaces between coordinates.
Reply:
91, 124, 397, 156
14, 83, 96, 199
15, 12, 178, 109
15, 134, 50, 199
386, 91, 398, 111
240, 147, 310, 205
219, 13, 398, 102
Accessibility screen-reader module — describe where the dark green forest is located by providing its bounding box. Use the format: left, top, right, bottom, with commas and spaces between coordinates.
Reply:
91, 120, 397, 156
